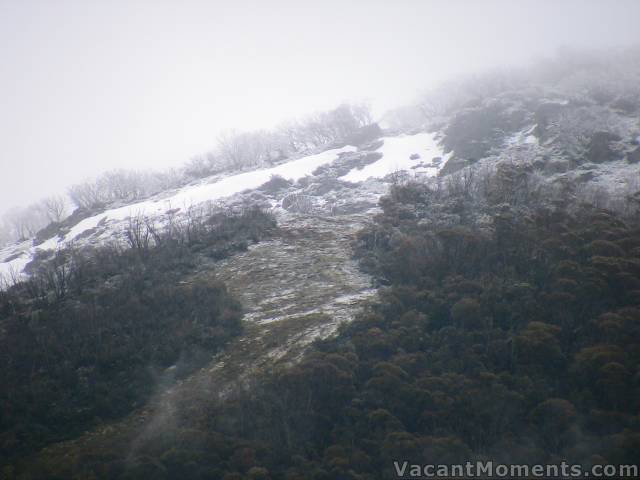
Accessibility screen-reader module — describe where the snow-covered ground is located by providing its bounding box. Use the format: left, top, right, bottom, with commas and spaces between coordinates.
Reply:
0, 132, 452, 280
0, 146, 356, 279
3, 122, 635, 284
51, 145, 357, 245
505, 125, 538, 146
340, 132, 447, 182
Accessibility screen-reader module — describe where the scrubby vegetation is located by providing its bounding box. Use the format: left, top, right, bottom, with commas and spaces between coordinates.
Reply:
11, 163, 640, 480
67, 169, 183, 211
384, 48, 640, 179
0, 102, 374, 247
3, 50, 640, 479
204, 173, 640, 478
66, 104, 373, 212
184, 103, 374, 181
0, 208, 276, 469
0, 195, 69, 245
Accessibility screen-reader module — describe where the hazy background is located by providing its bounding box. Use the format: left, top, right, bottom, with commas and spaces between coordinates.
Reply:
1, 0, 639, 213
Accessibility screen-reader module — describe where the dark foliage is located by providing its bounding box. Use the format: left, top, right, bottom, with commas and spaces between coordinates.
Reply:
0, 208, 276, 467
343, 123, 383, 147
443, 101, 528, 161
7, 175, 640, 479
258, 175, 293, 195
192, 181, 639, 479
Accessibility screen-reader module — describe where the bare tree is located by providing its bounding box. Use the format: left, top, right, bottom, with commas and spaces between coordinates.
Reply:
41, 195, 68, 223
123, 215, 152, 252
68, 168, 184, 208
68, 181, 106, 209
217, 130, 273, 169
3, 205, 48, 240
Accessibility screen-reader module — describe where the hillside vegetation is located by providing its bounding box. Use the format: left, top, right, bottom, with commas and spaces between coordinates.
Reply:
0, 208, 276, 469
2, 50, 640, 479
11, 163, 640, 479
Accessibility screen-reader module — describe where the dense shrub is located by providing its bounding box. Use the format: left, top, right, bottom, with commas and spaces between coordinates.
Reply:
20, 167, 640, 479
0, 208, 276, 465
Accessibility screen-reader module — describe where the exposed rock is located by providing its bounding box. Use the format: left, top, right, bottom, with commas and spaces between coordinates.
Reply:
312, 151, 383, 178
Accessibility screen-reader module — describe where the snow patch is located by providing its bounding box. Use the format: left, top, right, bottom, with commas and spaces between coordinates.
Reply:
340, 133, 446, 183
505, 125, 538, 146
0, 146, 356, 277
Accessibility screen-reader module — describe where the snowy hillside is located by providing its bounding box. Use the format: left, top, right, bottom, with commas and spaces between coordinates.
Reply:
5, 47, 640, 478
4, 98, 640, 282
0, 132, 448, 279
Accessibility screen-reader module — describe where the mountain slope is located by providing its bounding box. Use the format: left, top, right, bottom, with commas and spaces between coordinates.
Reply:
24, 212, 376, 477
3, 50, 640, 478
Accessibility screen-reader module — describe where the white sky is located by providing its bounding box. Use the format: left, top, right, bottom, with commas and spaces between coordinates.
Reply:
1, 0, 639, 213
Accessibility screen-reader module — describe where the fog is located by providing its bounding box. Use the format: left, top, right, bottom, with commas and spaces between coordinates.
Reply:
1, 0, 639, 214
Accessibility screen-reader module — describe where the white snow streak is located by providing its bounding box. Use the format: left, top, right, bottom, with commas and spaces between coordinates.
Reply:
340, 132, 445, 182
0, 146, 355, 277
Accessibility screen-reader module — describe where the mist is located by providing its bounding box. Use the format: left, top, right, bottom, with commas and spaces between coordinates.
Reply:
4, 1, 640, 476
1, 0, 639, 214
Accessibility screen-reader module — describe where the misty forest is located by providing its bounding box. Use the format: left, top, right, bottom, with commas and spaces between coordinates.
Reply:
1, 2, 640, 479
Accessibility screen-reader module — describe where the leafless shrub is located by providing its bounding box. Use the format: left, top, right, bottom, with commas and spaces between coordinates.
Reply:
124, 215, 153, 252
281, 193, 314, 213
68, 169, 184, 209
41, 195, 68, 223
2, 204, 49, 241
551, 106, 621, 156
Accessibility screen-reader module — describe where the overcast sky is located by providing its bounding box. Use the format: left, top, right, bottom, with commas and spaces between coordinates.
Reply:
1, 0, 639, 213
